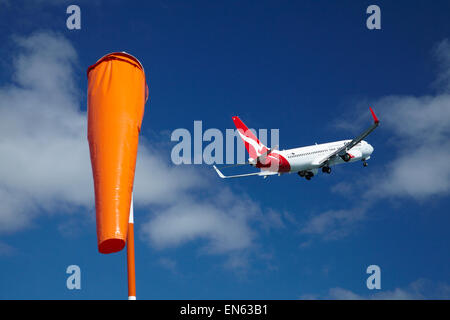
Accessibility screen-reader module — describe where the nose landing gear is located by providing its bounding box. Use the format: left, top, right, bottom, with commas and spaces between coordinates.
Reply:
363, 159, 368, 167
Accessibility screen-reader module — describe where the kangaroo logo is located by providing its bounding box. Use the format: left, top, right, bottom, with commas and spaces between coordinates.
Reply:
237, 130, 266, 156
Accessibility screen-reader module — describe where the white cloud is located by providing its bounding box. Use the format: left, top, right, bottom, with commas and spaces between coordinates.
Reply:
0, 189, 37, 233
300, 39, 450, 239
141, 195, 257, 254
371, 94, 450, 199
301, 279, 450, 300
300, 207, 367, 240
133, 146, 204, 206
0, 31, 90, 233
433, 39, 450, 92
0, 31, 282, 261
327, 287, 364, 300
362, 39, 450, 200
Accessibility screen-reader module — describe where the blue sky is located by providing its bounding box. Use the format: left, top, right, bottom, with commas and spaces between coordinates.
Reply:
0, 0, 449, 299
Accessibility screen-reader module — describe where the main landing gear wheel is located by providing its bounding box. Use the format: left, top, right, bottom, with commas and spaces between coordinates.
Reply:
322, 166, 331, 174
298, 171, 313, 180
298, 171, 305, 177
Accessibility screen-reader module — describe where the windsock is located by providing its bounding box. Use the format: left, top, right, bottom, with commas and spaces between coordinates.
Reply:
87, 52, 148, 254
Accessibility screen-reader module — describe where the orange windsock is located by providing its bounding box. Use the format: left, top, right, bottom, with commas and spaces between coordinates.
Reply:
87, 52, 148, 254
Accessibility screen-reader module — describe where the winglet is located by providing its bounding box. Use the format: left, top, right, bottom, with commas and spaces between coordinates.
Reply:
213, 165, 226, 179
369, 107, 379, 124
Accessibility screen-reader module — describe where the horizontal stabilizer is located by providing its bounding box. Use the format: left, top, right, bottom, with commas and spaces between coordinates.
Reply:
213, 165, 278, 179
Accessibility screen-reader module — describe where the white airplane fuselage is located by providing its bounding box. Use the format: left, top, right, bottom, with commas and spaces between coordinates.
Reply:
250, 140, 374, 176
264, 139, 374, 175
214, 109, 379, 180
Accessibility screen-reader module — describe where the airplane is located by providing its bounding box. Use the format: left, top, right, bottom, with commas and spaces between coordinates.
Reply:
213, 107, 379, 180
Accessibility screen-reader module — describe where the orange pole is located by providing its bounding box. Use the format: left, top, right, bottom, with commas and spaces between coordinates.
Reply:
127, 195, 136, 300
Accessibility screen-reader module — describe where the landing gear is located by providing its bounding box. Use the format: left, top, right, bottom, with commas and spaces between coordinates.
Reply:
322, 166, 331, 174
298, 171, 313, 180
362, 159, 368, 167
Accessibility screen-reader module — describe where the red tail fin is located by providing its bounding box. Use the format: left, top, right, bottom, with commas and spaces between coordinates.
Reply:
232, 116, 268, 159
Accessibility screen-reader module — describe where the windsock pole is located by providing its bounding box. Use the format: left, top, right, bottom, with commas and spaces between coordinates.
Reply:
127, 194, 136, 300
87, 52, 147, 299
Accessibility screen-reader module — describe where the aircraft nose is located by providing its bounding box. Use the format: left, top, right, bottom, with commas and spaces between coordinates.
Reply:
367, 144, 374, 154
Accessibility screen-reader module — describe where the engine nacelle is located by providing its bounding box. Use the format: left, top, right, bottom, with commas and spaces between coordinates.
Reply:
341, 150, 362, 162
340, 153, 351, 162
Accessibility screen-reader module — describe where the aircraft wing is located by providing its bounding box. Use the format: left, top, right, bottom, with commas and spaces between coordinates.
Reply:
317, 107, 380, 166
213, 165, 278, 179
